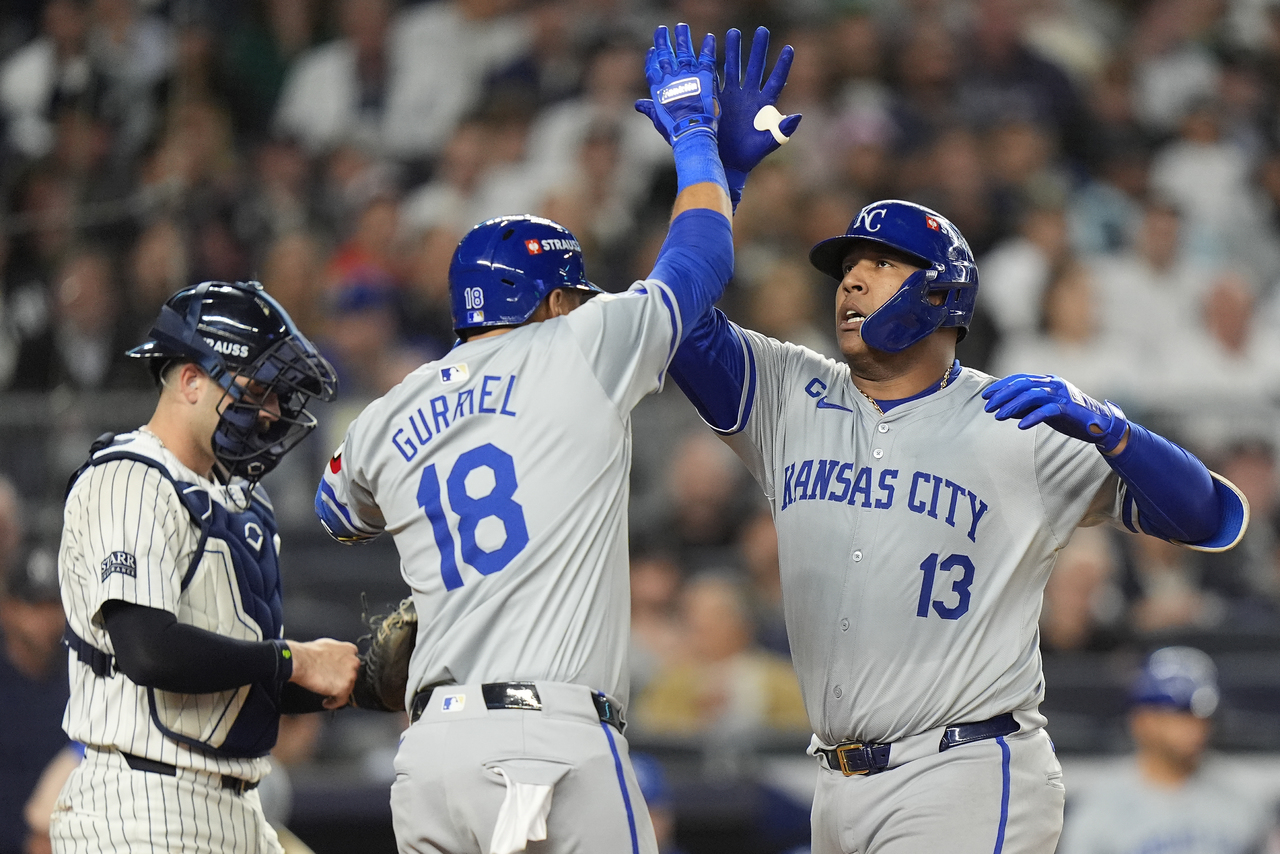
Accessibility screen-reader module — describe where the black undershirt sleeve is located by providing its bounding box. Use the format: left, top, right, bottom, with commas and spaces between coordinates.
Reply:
102, 600, 294, 695
280, 683, 328, 714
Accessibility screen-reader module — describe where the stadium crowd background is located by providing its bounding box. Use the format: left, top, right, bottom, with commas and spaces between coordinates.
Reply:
2, 0, 1280, 852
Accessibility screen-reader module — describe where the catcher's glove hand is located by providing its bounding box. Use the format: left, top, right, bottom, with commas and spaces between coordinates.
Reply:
351, 596, 417, 712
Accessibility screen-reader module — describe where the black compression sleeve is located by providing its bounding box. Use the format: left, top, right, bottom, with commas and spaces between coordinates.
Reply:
102, 600, 292, 694
280, 682, 328, 714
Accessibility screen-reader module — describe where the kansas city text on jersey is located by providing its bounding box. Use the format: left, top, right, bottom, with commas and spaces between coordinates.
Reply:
780, 460, 990, 543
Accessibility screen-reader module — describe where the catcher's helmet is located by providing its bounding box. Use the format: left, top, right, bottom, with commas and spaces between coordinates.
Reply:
449, 215, 602, 333
809, 199, 978, 353
128, 281, 338, 483
1130, 646, 1220, 718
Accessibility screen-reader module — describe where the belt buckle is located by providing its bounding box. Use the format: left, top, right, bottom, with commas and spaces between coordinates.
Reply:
835, 743, 869, 777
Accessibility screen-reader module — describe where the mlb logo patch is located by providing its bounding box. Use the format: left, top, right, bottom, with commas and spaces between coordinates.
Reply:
101, 551, 137, 582
466, 310, 484, 324
440, 364, 469, 384
525, 240, 542, 254
329, 450, 342, 473
441, 694, 466, 712
925, 216, 940, 231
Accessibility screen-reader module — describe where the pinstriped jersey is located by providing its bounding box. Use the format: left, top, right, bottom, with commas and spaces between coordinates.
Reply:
59, 430, 277, 781
318, 280, 681, 709
720, 329, 1127, 746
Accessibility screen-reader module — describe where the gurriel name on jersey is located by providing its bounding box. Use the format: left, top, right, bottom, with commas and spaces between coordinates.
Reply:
391, 373, 519, 463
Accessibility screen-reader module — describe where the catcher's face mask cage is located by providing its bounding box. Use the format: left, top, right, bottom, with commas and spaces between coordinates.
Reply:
128, 280, 338, 483
212, 334, 337, 481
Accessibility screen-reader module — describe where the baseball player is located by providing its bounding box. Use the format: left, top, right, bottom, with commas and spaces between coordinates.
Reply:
53, 281, 360, 854
664, 194, 1249, 852
1058, 646, 1274, 854
314, 25, 797, 854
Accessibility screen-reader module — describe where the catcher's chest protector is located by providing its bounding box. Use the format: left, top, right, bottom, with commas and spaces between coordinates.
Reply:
65, 437, 286, 758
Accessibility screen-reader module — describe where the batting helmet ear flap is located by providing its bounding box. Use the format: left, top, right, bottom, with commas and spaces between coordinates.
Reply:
859, 270, 944, 353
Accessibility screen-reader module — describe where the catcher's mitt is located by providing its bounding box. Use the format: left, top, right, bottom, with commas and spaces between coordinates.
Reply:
352, 596, 417, 712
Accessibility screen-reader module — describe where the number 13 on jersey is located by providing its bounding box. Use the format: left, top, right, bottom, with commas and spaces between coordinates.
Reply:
416, 443, 529, 590
917, 553, 975, 620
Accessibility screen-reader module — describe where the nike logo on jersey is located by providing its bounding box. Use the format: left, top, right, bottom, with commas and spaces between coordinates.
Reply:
780, 460, 989, 543
805, 377, 853, 412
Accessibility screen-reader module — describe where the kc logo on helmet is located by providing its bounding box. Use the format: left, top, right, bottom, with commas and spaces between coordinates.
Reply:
853, 207, 887, 233
525, 240, 542, 254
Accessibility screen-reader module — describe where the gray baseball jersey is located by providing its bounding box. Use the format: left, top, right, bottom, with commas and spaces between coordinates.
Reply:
1057, 760, 1273, 854
318, 279, 681, 709
720, 331, 1126, 746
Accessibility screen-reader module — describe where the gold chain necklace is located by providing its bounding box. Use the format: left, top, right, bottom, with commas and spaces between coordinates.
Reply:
857, 363, 954, 416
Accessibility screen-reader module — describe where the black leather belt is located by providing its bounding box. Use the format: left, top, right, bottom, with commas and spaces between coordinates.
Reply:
409, 681, 625, 732
816, 712, 1020, 776
118, 750, 259, 795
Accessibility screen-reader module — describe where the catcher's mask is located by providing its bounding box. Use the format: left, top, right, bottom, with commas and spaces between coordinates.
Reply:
128, 281, 338, 483
448, 215, 603, 334
808, 199, 979, 353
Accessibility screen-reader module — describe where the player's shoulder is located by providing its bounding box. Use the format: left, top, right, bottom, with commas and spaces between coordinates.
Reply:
66, 431, 186, 504
737, 325, 842, 378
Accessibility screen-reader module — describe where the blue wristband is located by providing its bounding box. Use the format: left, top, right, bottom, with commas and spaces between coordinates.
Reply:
674, 130, 727, 194
725, 168, 747, 212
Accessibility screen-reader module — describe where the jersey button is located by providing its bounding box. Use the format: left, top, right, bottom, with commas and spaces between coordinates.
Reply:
872, 449, 884, 459
833, 686, 843, 699
878, 424, 889, 433
853, 550, 863, 562
840, 618, 849, 631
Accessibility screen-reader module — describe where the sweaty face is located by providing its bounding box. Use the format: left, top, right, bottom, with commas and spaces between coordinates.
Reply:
834, 243, 926, 358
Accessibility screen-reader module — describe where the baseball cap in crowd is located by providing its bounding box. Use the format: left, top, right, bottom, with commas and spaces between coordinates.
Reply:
1129, 646, 1220, 718
5, 543, 61, 604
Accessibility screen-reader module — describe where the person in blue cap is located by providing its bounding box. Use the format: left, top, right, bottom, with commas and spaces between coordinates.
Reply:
1058, 646, 1275, 854
629, 753, 689, 854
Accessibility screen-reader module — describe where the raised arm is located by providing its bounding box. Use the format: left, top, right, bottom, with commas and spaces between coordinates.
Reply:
637, 23, 733, 336
982, 374, 1248, 550
647, 26, 801, 432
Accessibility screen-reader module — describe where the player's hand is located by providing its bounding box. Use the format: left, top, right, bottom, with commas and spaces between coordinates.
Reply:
634, 23, 719, 144
715, 27, 801, 174
287, 638, 360, 709
982, 373, 1129, 454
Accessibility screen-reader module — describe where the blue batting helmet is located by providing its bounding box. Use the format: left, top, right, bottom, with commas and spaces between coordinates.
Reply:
449, 215, 602, 333
1130, 646, 1220, 718
808, 199, 979, 353
128, 281, 338, 483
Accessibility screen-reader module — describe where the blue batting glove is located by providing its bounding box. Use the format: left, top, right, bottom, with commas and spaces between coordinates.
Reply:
719, 27, 801, 174
635, 24, 719, 143
982, 374, 1129, 453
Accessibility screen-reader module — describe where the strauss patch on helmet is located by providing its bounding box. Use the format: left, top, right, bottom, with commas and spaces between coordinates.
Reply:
203, 337, 251, 360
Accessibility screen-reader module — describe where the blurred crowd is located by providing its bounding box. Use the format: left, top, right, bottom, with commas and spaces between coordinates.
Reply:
3, 0, 1280, 846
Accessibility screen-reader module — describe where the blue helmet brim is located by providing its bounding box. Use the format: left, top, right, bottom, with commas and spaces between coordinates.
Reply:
808, 234, 932, 282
